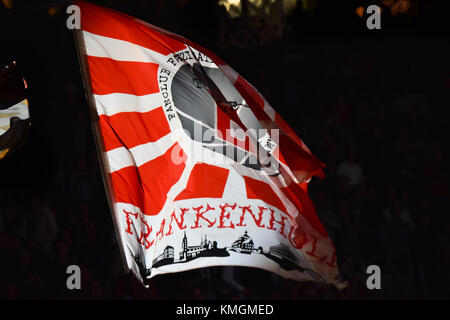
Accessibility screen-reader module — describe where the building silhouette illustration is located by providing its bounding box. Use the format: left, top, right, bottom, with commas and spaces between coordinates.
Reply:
231, 231, 255, 254
147, 229, 324, 281
132, 251, 151, 278
268, 243, 298, 264
152, 245, 174, 268
179, 232, 222, 261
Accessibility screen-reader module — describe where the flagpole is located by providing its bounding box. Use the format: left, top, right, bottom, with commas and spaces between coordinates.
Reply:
73, 29, 130, 276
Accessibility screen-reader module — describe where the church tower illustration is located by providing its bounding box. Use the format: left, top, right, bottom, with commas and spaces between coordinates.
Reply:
182, 231, 188, 253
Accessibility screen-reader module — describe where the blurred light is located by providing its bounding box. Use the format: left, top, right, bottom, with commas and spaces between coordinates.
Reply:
48, 6, 60, 16
381, 0, 411, 15
219, 0, 300, 18
1, 0, 13, 9
390, 0, 410, 15
355, 1, 410, 18
218, 0, 242, 18
381, 0, 395, 7
355, 6, 364, 18
0, 148, 10, 160
284, 0, 300, 14
249, 0, 263, 7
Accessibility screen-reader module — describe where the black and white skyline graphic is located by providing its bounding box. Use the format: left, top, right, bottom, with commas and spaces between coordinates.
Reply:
147, 230, 324, 282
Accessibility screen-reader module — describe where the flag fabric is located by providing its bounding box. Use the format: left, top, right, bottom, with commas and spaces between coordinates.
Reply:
0, 61, 30, 160
75, 1, 345, 288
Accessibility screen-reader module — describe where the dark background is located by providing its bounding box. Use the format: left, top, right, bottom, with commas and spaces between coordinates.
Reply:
0, 0, 449, 299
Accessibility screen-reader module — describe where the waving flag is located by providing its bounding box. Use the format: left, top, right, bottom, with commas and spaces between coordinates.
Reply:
74, 0, 345, 288
0, 61, 30, 160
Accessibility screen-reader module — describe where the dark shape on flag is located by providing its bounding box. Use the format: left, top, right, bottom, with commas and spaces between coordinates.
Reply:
172, 63, 265, 171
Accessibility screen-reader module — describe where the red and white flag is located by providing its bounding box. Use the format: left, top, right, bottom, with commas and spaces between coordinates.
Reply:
74, 1, 345, 288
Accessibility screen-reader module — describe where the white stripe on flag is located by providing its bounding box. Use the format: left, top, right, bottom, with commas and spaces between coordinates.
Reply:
94, 92, 163, 117
264, 100, 276, 121
107, 146, 136, 173
83, 30, 167, 64
0, 100, 29, 135
106, 133, 175, 173
219, 64, 239, 83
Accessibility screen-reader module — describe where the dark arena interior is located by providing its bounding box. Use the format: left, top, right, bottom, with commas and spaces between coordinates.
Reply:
0, 0, 449, 300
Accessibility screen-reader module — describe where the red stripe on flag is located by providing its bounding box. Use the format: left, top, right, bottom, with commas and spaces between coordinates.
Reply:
235, 76, 306, 150
110, 143, 187, 215
243, 176, 287, 213
111, 166, 143, 208
175, 163, 229, 201
138, 143, 187, 215
233, 76, 324, 180
215, 106, 256, 154
99, 107, 170, 151
86, 56, 159, 96
234, 76, 270, 122
99, 116, 123, 151
77, 0, 186, 55
278, 134, 325, 182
